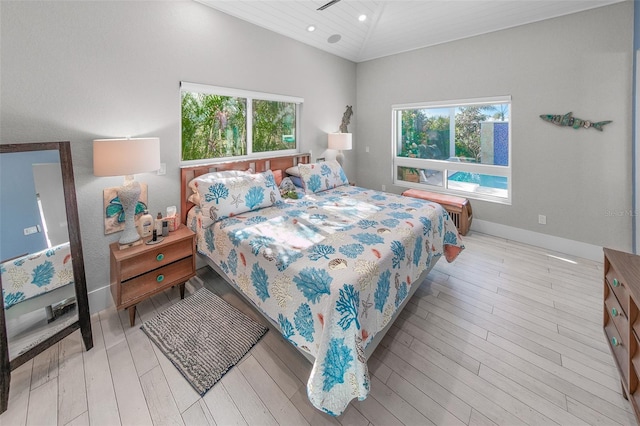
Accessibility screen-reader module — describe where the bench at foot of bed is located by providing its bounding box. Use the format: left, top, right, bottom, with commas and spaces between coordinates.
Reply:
401, 189, 472, 236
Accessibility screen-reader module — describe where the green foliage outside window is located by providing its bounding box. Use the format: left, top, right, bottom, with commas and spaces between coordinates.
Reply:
252, 100, 296, 153
398, 104, 509, 163
399, 110, 449, 160
181, 92, 246, 161
181, 90, 297, 161
454, 107, 486, 163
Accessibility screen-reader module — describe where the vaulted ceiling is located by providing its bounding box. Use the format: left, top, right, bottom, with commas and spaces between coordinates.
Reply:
197, 0, 623, 63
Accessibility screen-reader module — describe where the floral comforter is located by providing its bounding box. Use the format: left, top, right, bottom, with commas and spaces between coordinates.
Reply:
1, 242, 74, 309
189, 185, 464, 415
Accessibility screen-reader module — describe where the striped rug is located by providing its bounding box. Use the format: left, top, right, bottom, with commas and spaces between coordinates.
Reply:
141, 288, 268, 395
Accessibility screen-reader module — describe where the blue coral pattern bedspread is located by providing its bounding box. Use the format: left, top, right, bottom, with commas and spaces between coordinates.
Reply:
1, 242, 74, 309
189, 185, 464, 415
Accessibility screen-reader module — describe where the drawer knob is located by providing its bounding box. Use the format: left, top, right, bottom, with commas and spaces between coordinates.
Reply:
611, 308, 618, 317
613, 278, 620, 287
156, 274, 164, 283
611, 336, 620, 347
156, 253, 165, 262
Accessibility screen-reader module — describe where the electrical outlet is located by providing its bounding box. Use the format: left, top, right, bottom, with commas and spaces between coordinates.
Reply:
157, 163, 166, 175
538, 214, 547, 225
366, 146, 370, 153
381, 184, 386, 191
23, 225, 40, 235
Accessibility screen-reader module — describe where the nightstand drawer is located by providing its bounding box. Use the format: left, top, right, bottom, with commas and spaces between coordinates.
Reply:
120, 257, 194, 307
120, 238, 193, 281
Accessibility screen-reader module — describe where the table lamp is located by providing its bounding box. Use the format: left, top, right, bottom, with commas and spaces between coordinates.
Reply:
328, 132, 352, 167
93, 137, 160, 245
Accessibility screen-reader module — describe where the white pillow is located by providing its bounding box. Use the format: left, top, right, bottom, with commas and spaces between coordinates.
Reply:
285, 166, 301, 177
298, 160, 349, 193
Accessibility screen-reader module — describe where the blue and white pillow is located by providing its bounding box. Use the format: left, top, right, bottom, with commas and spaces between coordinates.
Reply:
188, 169, 251, 205
298, 160, 348, 193
195, 170, 282, 228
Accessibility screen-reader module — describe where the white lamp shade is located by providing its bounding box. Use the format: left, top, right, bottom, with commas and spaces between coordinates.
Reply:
328, 133, 352, 151
93, 138, 160, 177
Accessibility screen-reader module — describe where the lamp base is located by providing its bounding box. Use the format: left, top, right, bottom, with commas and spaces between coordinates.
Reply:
335, 150, 345, 167
118, 177, 142, 246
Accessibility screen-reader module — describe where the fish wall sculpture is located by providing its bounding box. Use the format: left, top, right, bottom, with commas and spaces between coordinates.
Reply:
540, 112, 611, 131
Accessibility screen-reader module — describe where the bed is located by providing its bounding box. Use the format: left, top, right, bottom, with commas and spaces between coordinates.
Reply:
180, 153, 464, 415
1, 242, 76, 321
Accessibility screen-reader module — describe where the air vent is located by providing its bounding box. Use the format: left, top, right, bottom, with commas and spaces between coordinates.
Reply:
317, 0, 341, 11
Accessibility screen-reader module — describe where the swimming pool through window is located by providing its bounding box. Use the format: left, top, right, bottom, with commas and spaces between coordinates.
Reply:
392, 96, 511, 204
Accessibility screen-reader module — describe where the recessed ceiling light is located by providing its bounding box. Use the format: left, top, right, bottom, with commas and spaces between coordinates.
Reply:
307, 25, 316, 32
358, 14, 367, 22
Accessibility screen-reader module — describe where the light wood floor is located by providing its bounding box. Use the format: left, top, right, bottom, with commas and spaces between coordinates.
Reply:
1, 232, 637, 426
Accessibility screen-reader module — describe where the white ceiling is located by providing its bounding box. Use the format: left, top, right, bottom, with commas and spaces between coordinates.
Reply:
197, 0, 624, 63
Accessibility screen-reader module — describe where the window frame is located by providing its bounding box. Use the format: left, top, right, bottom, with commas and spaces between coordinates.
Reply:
180, 81, 303, 165
391, 95, 512, 205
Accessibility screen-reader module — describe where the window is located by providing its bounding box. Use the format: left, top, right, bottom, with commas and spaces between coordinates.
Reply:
392, 96, 511, 204
181, 82, 302, 163
252, 99, 297, 153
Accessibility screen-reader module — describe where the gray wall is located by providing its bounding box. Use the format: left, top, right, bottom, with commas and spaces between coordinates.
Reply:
356, 2, 633, 252
1, 1, 357, 312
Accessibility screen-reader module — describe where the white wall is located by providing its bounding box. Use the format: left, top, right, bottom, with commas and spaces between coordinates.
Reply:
1, 1, 357, 313
356, 2, 633, 253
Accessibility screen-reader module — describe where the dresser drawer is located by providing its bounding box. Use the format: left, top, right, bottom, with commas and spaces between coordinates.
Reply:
606, 267, 629, 314
120, 238, 193, 281
605, 311, 630, 385
605, 285, 629, 339
120, 257, 194, 307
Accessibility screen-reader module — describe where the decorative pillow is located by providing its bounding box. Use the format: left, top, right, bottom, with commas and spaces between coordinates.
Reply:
298, 160, 348, 193
285, 166, 301, 177
272, 169, 284, 186
195, 170, 282, 228
188, 169, 251, 206
290, 176, 303, 188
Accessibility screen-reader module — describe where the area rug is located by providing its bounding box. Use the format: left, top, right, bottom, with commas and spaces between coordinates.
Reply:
140, 288, 268, 395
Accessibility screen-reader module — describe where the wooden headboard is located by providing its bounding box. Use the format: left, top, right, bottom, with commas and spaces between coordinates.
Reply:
180, 152, 311, 225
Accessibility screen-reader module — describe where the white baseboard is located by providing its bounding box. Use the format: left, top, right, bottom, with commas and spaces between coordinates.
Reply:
87, 284, 114, 315
471, 219, 602, 262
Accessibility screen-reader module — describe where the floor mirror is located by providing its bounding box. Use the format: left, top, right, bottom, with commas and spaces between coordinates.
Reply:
0, 141, 93, 414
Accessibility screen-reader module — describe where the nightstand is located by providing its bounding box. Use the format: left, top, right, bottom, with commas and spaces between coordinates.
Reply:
109, 226, 196, 326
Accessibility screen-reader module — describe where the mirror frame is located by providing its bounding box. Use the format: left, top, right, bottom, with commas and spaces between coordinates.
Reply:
0, 141, 93, 413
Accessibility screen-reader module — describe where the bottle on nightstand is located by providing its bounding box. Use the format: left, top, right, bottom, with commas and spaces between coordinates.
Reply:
155, 212, 163, 235
138, 210, 153, 238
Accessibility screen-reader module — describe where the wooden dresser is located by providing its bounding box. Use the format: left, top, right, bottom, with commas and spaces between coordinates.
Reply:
110, 226, 196, 326
603, 247, 640, 421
